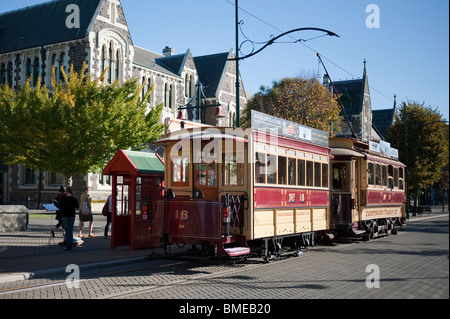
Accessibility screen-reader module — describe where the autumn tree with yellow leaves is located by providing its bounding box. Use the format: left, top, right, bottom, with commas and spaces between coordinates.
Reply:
242, 76, 343, 132
0, 62, 164, 186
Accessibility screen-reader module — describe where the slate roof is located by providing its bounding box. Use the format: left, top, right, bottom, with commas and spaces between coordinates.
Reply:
373, 108, 395, 137
0, 0, 102, 54
194, 52, 229, 98
133, 46, 180, 78
332, 78, 365, 116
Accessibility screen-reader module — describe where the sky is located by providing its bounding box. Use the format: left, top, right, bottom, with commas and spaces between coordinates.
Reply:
1, 0, 449, 121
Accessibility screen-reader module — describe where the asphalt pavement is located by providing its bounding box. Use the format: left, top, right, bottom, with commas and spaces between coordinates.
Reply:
0, 206, 448, 284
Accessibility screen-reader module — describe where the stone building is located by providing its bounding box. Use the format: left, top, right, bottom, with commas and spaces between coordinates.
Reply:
0, 0, 247, 207
325, 60, 397, 142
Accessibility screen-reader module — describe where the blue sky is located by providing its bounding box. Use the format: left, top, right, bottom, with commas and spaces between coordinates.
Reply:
2, 0, 449, 120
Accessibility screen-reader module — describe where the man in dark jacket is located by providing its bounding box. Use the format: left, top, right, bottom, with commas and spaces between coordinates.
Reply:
60, 186, 79, 250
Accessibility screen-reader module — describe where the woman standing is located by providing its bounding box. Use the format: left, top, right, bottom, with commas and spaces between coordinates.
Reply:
78, 186, 95, 238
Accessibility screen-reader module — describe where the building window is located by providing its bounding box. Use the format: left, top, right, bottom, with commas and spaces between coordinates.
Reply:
26, 58, 32, 82
165, 83, 173, 110
52, 54, 59, 82
33, 57, 40, 87
21, 166, 36, 186
7, 62, 13, 87
60, 53, 66, 82
0, 63, 5, 85
115, 50, 120, 83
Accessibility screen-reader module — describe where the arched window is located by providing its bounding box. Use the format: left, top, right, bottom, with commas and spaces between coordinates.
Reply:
60, 53, 66, 83
108, 43, 113, 84
115, 50, 120, 83
52, 54, 59, 83
33, 57, 40, 87
102, 45, 107, 81
26, 58, 32, 82
141, 76, 146, 101
7, 62, 13, 87
147, 77, 153, 104
165, 83, 173, 110
0, 63, 5, 86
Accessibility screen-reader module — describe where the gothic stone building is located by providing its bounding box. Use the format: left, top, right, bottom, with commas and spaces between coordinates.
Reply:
324, 61, 397, 143
0, 0, 247, 206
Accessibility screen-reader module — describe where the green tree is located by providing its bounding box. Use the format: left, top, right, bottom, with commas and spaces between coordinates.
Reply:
241, 76, 343, 132
0, 62, 164, 186
385, 100, 449, 204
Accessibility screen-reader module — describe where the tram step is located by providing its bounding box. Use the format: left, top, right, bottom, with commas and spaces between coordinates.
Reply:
351, 229, 366, 236
224, 247, 251, 257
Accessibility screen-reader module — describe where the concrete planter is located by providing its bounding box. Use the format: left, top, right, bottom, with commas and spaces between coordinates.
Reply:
0, 206, 29, 232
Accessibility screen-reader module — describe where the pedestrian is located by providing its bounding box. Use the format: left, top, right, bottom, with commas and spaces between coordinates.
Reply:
104, 193, 112, 239
104, 188, 118, 239
50, 185, 66, 238
60, 186, 79, 251
78, 186, 95, 238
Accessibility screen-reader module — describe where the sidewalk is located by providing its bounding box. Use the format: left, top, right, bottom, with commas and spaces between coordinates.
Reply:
0, 210, 189, 284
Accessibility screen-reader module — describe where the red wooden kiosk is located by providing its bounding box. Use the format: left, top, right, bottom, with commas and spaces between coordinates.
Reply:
102, 150, 164, 250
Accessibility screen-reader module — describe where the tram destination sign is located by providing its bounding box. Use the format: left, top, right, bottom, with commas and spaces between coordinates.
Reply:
251, 110, 329, 147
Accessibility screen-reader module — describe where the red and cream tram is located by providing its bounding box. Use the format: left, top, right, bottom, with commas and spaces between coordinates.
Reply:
148, 112, 333, 260
329, 137, 406, 240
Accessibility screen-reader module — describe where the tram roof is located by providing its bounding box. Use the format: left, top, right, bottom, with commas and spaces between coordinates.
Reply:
153, 129, 249, 146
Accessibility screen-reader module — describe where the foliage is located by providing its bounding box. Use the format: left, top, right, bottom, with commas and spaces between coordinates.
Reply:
241, 76, 343, 132
385, 100, 449, 199
0, 62, 164, 184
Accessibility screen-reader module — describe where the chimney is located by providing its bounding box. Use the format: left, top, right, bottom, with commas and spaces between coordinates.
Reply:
163, 46, 175, 57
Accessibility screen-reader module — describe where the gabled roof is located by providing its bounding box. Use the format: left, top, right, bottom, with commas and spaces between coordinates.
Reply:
0, 0, 103, 54
133, 46, 180, 78
156, 53, 186, 75
373, 108, 396, 138
333, 78, 365, 116
103, 149, 164, 176
194, 52, 229, 98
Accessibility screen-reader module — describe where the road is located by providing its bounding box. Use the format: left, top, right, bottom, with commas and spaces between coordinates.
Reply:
0, 215, 448, 307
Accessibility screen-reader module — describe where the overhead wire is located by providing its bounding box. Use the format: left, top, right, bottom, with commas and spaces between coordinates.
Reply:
224, 0, 395, 104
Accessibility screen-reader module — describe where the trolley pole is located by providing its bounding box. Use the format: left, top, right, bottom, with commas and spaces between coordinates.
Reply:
235, 0, 241, 128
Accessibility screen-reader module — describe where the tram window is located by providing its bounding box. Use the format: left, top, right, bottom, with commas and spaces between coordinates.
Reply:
368, 163, 374, 185
382, 165, 387, 187
223, 153, 244, 186
306, 161, 314, 187
375, 164, 381, 186
267, 154, 276, 184
172, 157, 189, 185
196, 163, 217, 186
278, 156, 287, 185
332, 163, 348, 190
298, 159, 306, 186
314, 162, 321, 187
388, 165, 394, 189
288, 158, 296, 185
322, 163, 329, 188
394, 167, 399, 188
255, 152, 266, 183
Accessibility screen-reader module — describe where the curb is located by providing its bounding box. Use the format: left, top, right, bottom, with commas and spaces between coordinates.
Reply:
0, 255, 150, 284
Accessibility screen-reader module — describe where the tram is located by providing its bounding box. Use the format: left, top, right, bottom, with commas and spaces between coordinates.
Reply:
328, 137, 406, 241
143, 111, 406, 260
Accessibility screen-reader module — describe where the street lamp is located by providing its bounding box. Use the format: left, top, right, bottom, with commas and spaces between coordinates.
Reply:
231, 0, 339, 127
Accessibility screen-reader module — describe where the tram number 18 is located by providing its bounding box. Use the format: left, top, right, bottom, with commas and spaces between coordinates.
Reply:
175, 209, 189, 222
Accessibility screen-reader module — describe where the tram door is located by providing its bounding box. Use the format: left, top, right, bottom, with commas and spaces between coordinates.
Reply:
331, 161, 353, 226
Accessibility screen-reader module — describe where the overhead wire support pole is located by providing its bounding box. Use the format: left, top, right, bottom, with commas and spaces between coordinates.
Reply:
317, 53, 358, 139
231, 1, 338, 128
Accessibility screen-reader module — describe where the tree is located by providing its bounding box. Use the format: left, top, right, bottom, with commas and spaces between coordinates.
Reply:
0, 62, 164, 186
241, 76, 343, 132
385, 100, 449, 204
